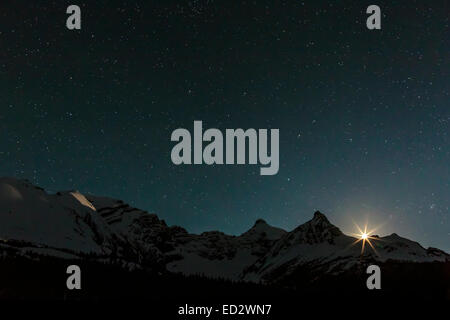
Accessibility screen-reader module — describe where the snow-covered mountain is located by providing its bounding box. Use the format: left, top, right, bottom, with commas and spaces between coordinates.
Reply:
165, 219, 287, 279
241, 211, 449, 283
0, 177, 448, 284
0, 177, 117, 256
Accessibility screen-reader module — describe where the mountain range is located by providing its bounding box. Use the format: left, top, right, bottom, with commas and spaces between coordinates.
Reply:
0, 176, 449, 300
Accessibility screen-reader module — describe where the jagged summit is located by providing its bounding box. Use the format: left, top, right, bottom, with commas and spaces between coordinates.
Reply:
254, 218, 268, 225
240, 218, 287, 241
310, 211, 337, 229
389, 233, 400, 237
291, 211, 343, 240
312, 210, 329, 222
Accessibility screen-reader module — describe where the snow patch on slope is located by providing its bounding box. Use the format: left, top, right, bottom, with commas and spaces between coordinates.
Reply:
70, 191, 96, 211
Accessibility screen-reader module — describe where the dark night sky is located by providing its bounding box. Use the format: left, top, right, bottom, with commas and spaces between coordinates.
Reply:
0, 1, 449, 251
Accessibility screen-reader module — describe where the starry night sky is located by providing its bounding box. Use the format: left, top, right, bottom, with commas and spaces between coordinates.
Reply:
0, 1, 449, 251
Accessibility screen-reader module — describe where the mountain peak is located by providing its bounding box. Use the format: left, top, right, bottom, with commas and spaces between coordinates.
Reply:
254, 218, 268, 226
310, 211, 337, 230
312, 211, 329, 223
290, 211, 343, 244
240, 219, 286, 241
